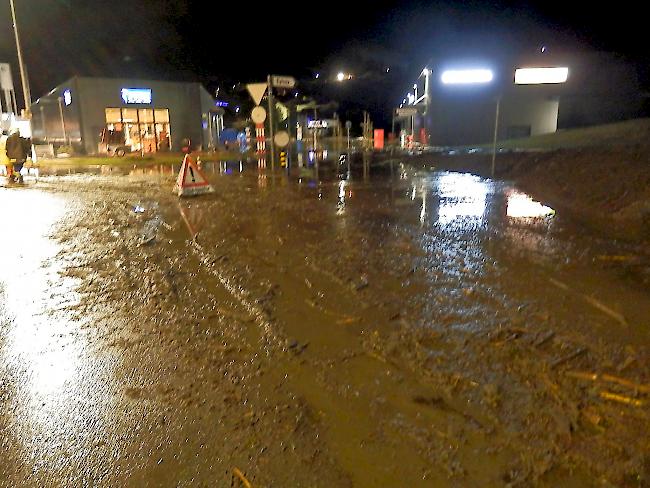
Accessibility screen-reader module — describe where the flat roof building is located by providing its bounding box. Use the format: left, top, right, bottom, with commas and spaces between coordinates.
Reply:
397, 51, 646, 147
31, 77, 222, 155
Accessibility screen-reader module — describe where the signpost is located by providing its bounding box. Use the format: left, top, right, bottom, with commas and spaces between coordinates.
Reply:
271, 75, 296, 89
345, 120, 352, 150
395, 107, 417, 117
246, 83, 267, 106
247, 76, 296, 170
274, 131, 290, 148
266, 75, 275, 168
251, 106, 266, 124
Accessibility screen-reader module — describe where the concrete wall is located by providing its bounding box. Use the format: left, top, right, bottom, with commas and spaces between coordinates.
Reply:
500, 96, 559, 138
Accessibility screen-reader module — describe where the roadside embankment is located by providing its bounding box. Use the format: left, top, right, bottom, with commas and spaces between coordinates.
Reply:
409, 146, 650, 241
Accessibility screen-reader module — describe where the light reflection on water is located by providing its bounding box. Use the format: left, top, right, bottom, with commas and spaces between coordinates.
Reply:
0, 189, 104, 458
0, 190, 81, 399
507, 190, 555, 218
434, 172, 489, 227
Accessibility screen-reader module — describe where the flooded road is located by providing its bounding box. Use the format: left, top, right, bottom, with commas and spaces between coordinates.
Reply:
1, 155, 648, 487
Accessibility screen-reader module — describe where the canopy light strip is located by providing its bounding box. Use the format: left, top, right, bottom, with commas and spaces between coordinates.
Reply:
441, 69, 493, 84
514, 67, 568, 84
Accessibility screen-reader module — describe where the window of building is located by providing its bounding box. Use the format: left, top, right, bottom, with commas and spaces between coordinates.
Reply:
102, 108, 171, 153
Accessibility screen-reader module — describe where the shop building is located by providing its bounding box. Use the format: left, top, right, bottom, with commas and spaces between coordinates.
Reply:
31, 77, 222, 155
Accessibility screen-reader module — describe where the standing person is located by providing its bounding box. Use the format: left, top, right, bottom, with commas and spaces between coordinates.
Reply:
6, 129, 28, 184
0, 130, 10, 180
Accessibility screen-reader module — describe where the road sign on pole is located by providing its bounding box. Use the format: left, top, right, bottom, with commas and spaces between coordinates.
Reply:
246, 83, 268, 105
251, 105, 267, 124
271, 75, 296, 89
345, 120, 351, 150
274, 131, 290, 148
396, 107, 418, 117
267, 75, 275, 169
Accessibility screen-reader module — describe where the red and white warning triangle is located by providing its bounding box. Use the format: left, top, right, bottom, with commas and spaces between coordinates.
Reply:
174, 154, 214, 197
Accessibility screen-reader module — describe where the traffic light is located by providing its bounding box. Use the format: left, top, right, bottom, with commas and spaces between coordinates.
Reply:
280, 151, 287, 167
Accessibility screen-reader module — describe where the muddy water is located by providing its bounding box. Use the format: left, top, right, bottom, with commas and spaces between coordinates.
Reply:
1, 156, 648, 487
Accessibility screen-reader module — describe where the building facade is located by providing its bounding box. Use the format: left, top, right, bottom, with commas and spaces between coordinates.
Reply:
398, 51, 646, 147
31, 77, 220, 154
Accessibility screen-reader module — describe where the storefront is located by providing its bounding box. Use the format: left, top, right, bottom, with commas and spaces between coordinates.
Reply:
31, 77, 221, 155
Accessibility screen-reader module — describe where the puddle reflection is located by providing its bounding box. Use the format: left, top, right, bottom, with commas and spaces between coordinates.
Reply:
507, 191, 555, 218
179, 202, 207, 240
435, 172, 489, 227
0, 190, 110, 454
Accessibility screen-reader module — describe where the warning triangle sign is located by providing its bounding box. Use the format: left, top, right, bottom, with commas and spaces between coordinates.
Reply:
246, 83, 268, 105
174, 155, 214, 197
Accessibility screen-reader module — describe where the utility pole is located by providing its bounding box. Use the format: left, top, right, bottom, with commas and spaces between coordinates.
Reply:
491, 95, 501, 178
58, 97, 67, 145
266, 75, 275, 169
9, 0, 32, 116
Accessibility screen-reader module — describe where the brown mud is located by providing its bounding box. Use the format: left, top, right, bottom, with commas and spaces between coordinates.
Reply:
0, 158, 649, 487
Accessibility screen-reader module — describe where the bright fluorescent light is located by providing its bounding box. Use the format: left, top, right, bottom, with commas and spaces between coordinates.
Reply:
441, 69, 493, 84
515, 67, 568, 84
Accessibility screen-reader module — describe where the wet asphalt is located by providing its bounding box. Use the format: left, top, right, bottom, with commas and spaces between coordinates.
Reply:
0, 153, 648, 487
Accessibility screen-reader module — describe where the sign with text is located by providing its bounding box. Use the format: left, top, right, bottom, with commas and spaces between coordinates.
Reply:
395, 107, 417, 117
307, 120, 329, 129
121, 88, 152, 104
271, 75, 296, 89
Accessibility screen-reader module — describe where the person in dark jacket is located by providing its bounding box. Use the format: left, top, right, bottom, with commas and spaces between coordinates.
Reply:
6, 129, 30, 183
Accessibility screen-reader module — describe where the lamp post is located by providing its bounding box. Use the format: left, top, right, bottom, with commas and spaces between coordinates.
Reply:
9, 0, 32, 116
57, 96, 68, 145
491, 95, 501, 177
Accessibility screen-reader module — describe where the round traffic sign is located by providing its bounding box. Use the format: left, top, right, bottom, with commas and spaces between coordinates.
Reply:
274, 131, 290, 148
251, 106, 267, 124
345, 120, 352, 130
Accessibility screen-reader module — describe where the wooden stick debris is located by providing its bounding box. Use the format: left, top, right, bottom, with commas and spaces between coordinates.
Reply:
599, 391, 645, 407
566, 370, 650, 394
550, 347, 587, 369
232, 467, 253, 488
534, 330, 555, 347
582, 295, 628, 327
602, 373, 650, 394
548, 277, 628, 326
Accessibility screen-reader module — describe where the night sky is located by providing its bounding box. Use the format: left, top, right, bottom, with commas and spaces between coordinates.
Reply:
1, 0, 647, 129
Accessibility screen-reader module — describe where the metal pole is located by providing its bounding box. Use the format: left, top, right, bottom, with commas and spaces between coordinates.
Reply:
491, 95, 501, 178
40, 105, 46, 140
266, 75, 275, 169
58, 97, 67, 145
9, 0, 32, 115
424, 69, 430, 144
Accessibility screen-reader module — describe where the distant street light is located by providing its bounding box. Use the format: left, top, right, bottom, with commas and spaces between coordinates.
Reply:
9, 0, 32, 116
336, 72, 353, 82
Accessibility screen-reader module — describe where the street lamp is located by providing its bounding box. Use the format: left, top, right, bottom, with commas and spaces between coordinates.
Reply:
9, 0, 32, 116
